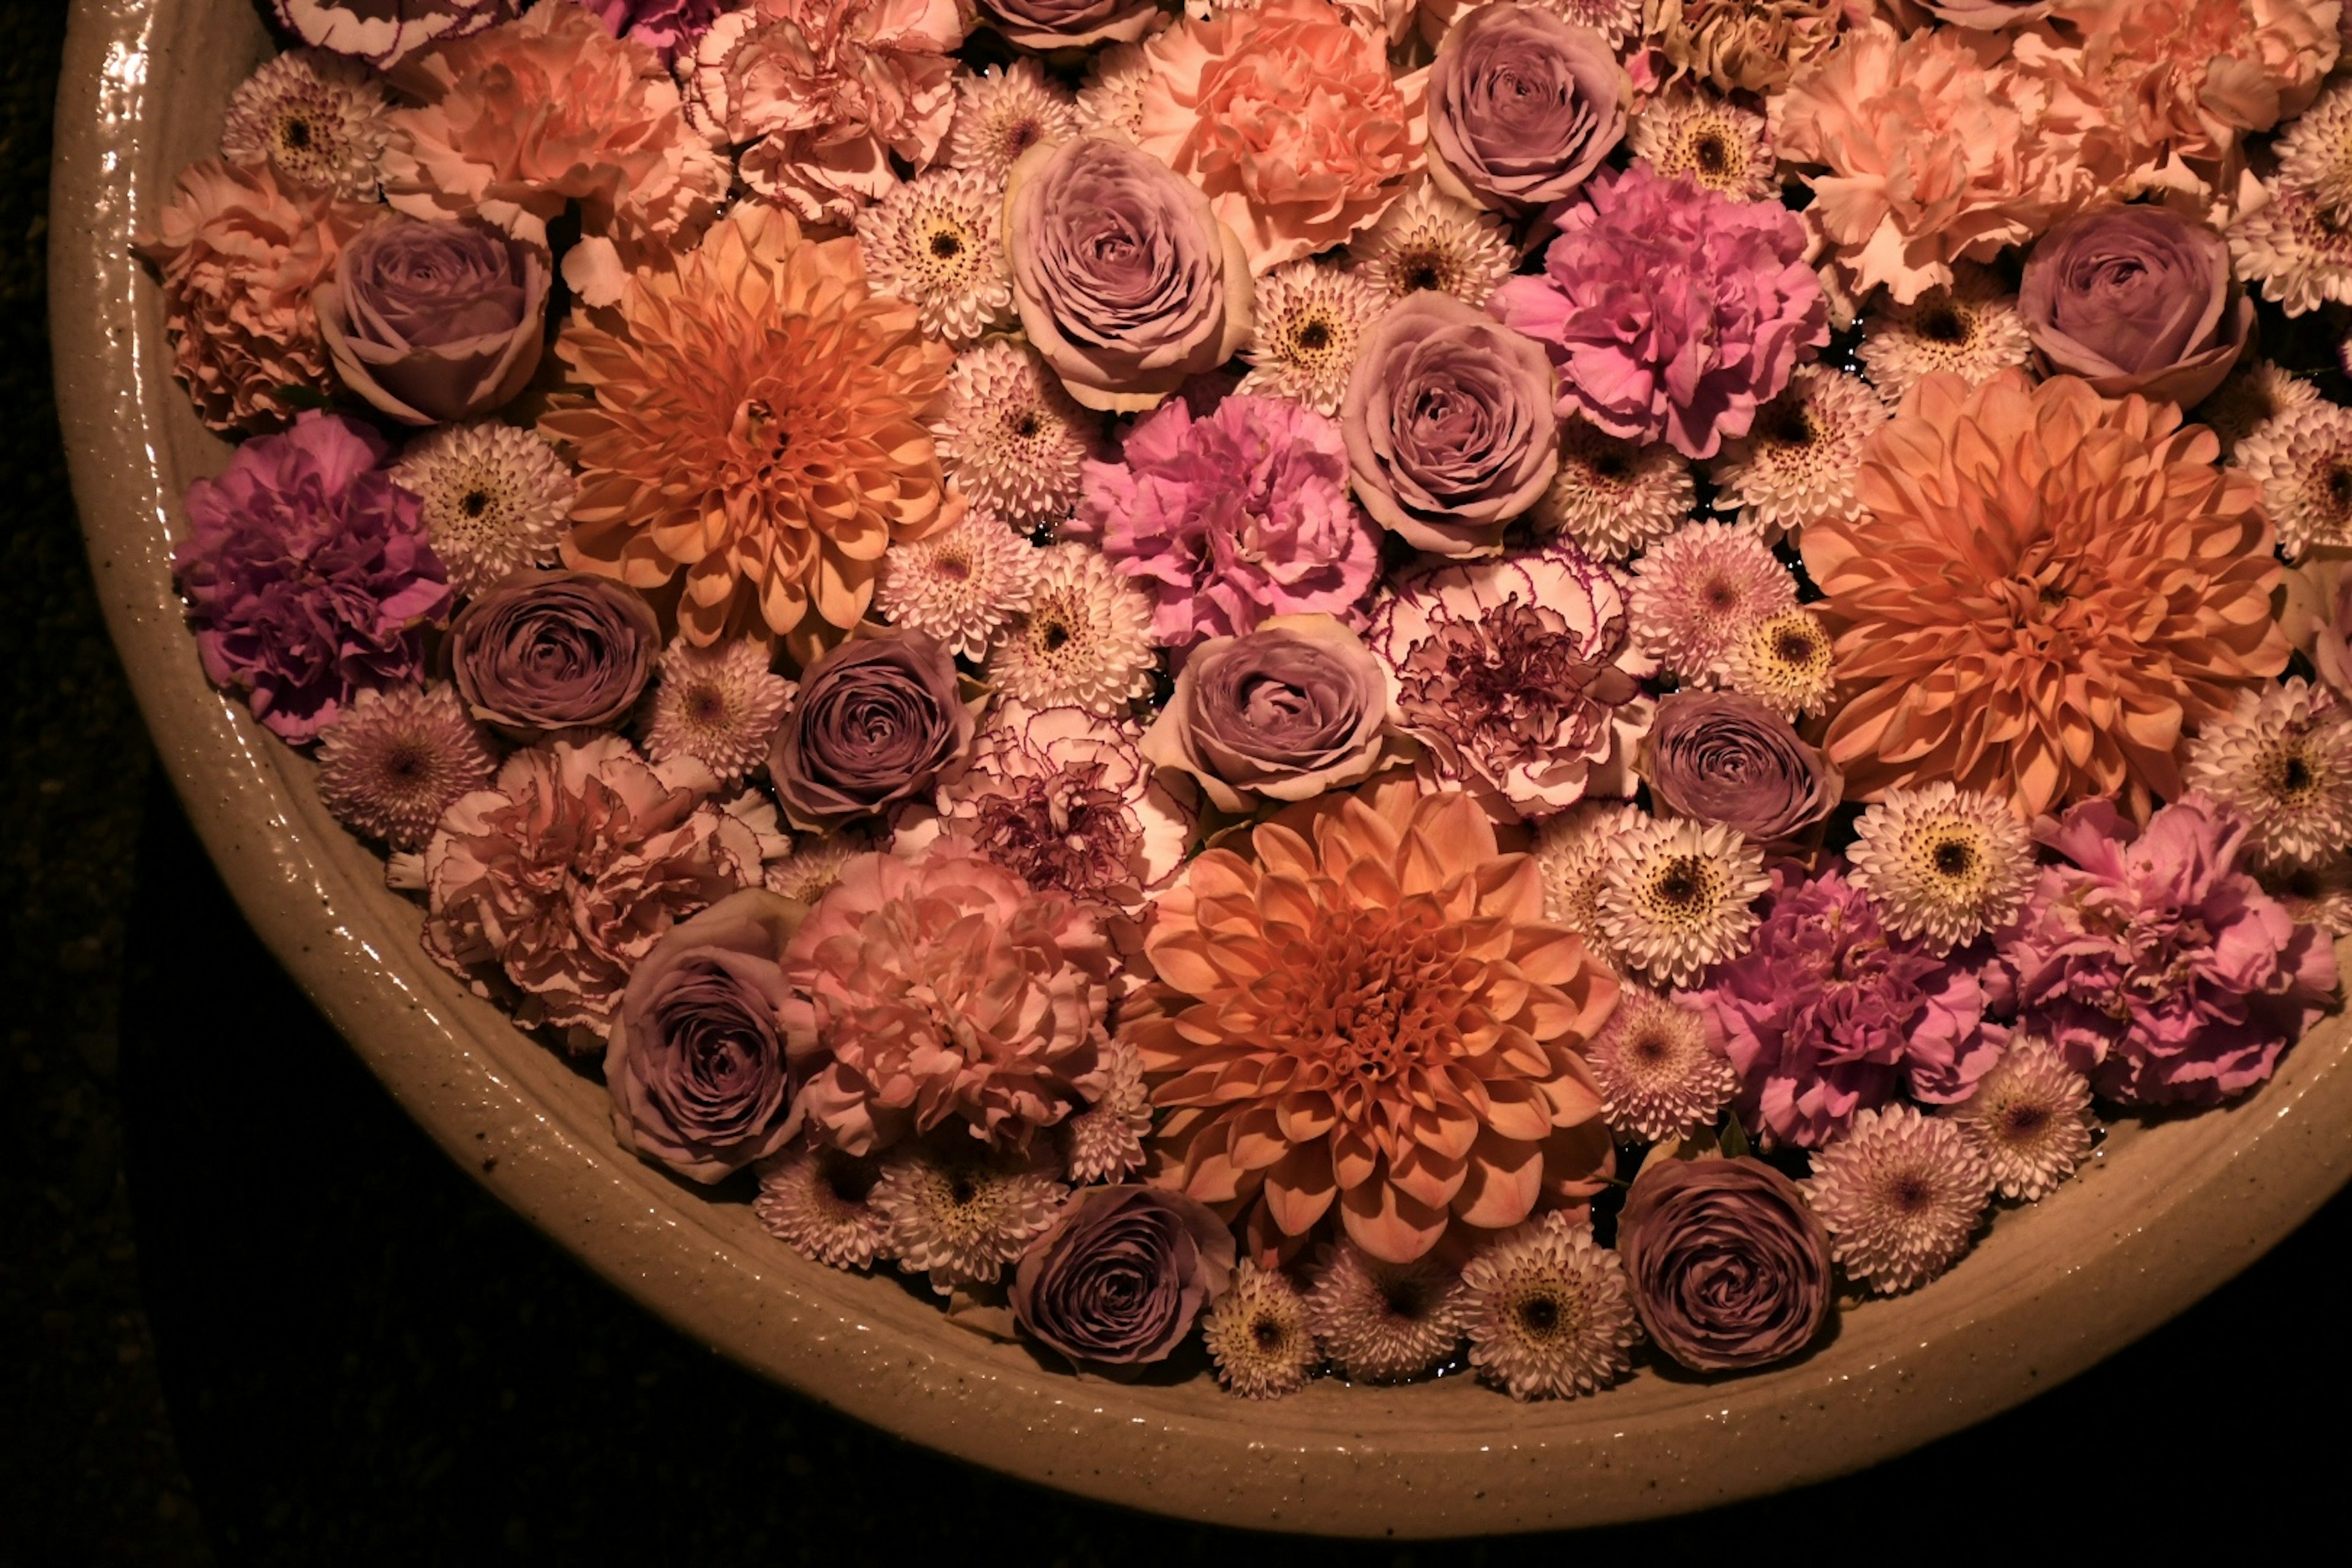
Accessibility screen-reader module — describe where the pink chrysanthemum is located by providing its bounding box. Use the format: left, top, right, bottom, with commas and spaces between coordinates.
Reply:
1072, 394, 1379, 650
1803, 1104, 1992, 1295
1707, 366, 1886, 540
2180, 677, 2352, 870
1076, 40, 1153, 142
1305, 1240, 1465, 1382
1628, 87, 1776, 203
1532, 422, 1695, 564
1239, 260, 1389, 416
870, 1146, 1066, 1295
946, 58, 1077, 181
1491, 164, 1828, 460
1585, 986, 1737, 1144
2230, 173, 2352, 317
2198, 360, 2322, 454
753, 1145, 891, 1269
1457, 1216, 1637, 1401
1352, 179, 1517, 307
1200, 1260, 1320, 1398
641, 639, 793, 788
875, 509, 1038, 662
1627, 521, 1798, 685
764, 832, 868, 906
315, 682, 495, 851
933, 339, 1101, 529
390, 421, 578, 600
1949, 1036, 2095, 1202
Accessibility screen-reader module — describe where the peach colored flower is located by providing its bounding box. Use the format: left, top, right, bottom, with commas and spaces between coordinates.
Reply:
540, 205, 959, 661
684, 0, 964, 227
137, 159, 373, 433
1137, 0, 1427, 274
1642, 0, 1847, 96
380, 2, 729, 306
1133, 779, 1618, 1267
1803, 371, 2288, 822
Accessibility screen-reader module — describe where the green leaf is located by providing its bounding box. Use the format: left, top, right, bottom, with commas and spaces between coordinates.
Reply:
274, 383, 332, 411
1720, 1114, 1752, 1160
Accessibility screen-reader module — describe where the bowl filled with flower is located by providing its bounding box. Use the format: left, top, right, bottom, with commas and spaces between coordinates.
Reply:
50, 0, 2352, 1537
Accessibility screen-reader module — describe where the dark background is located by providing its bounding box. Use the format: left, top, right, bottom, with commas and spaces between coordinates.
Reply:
6, 3, 2350, 1562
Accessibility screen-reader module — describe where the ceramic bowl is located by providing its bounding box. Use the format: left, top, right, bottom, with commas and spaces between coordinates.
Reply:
47, 0, 2352, 1536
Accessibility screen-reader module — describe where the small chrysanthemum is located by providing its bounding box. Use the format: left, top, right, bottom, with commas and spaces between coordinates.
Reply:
390, 421, 578, 598
1238, 260, 1387, 416
1457, 1216, 1638, 1401
875, 510, 1039, 661
1539, 0, 1643, 49
1305, 1241, 1466, 1383
1532, 798, 1648, 944
219, 49, 390, 200
1845, 782, 2037, 956
870, 1148, 1066, 1295
2230, 398, 2352, 558
1627, 521, 1798, 684
753, 1145, 891, 1269
2230, 175, 2352, 316
1949, 1037, 2095, 1202
2195, 360, 2321, 454
1201, 1261, 1321, 1400
1723, 608, 1836, 720
1803, 1104, 1992, 1295
764, 831, 867, 905
853, 167, 1016, 346
2182, 677, 2352, 869
315, 682, 495, 851
1708, 366, 1887, 540
1058, 1040, 1152, 1183
2275, 78, 2352, 221
1585, 986, 1737, 1143
1629, 87, 1776, 202
933, 339, 1100, 529
946, 59, 1077, 181
1352, 181, 1518, 307
986, 544, 1158, 716
1530, 421, 1694, 562
641, 639, 793, 787
1596, 816, 1769, 989
1856, 265, 2034, 407
1075, 40, 1152, 143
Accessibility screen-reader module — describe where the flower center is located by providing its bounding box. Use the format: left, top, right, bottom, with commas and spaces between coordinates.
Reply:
1011, 410, 1042, 440
687, 686, 728, 726
1931, 836, 1977, 881
461, 489, 491, 518
1382, 1278, 1430, 1319
281, 115, 313, 150
1294, 317, 1332, 353
929, 227, 964, 260
382, 742, 429, 786
1775, 627, 1820, 665
1891, 1173, 1932, 1212
1252, 1315, 1287, 1351
1692, 132, 1728, 176
1651, 856, 1708, 911
1917, 304, 1969, 345
1401, 255, 1444, 294
1515, 1290, 1566, 1340
2000, 1102, 2049, 1140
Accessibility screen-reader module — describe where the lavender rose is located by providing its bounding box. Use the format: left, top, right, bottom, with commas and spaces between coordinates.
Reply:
979, 0, 1159, 49
447, 570, 660, 740
2018, 205, 2252, 407
767, 630, 976, 833
1427, 6, 1627, 216
1341, 292, 1560, 556
1006, 137, 1254, 415
1009, 1185, 1236, 1372
605, 889, 803, 1184
315, 214, 549, 425
1616, 1156, 1832, 1373
1641, 691, 1841, 842
1141, 614, 1401, 813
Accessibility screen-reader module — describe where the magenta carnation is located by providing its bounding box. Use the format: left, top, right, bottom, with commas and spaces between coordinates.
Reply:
1068, 393, 1379, 650
173, 410, 450, 744
2003, 797, 2340, 1109
1690, 863, 2007, 1150
1490, 164, 1826, 460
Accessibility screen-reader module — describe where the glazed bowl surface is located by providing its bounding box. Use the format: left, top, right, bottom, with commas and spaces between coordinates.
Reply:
48, 0, 2352, 1536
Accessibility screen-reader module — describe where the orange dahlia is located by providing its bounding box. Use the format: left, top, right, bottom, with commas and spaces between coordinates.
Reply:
541, 205, 960, 659
1131, 779, 1618, 1267
1803, 371, 2288, 823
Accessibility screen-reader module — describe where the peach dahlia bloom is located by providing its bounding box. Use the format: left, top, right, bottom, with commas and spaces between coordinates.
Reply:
1133, 780, 1618, 1267
541, 205, 959, 660
1137, 0, 1427, 274
1803, 371, 2287, 823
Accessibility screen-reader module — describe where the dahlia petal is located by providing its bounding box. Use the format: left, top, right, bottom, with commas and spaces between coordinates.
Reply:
1448, 1131, 1543, 1229
1261, 1142, 1338, 1235
1338, 1177, 1450, 1265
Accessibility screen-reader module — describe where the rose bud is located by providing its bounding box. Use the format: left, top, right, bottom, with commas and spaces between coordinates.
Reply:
1427, 5, 1627, 216
447, 569, 661, 741
766, 628, 977, 833
1615, 1155, 1833, 1373
315, 213, 549, 425
1010, 1185, 1237, 1373
978, 0, 1159, 49
2018, 205, 2252, 408
1640, 690, 1841, 842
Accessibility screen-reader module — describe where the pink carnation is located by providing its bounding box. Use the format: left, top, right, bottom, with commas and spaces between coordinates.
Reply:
1689, 864, 2008, 1149
683, 0, 964, 227
578, 0, 728, 62
1068, 393, 1380, 650
1490, 164, 1826, 460
2003, 796, 2340, 1107
781, 840, 1114, 1156
173, 412, 449, 744
423, 736, 763, 1048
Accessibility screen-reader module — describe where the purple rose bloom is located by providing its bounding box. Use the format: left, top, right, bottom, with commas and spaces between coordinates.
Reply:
605, 889, 804, 1184
576, 0, 725, 61
1642, 692, 1841, 842
1427, 5, 1627, 216
1009, 1185, 1236, 1372
315, 214, 549, 425
174, 411, 450, 744
1341, 292, 1561, 557
766, 630, 976, 833
1616, 1155, 1832, 1373
2019, 205, 2252, 407
272, 0, 513, 69
1140, 613, 1400, 813
979, 0, 1159, 50
447, 570, 660, 741
1006, 137, 1254, 415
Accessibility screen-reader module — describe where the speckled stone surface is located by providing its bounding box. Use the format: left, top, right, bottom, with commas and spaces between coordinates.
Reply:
48, 0, 2352, 1537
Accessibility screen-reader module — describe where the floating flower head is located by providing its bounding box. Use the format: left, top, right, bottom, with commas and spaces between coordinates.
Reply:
1457, 1215, 1637, 1401
1627, 86, 1775, 203
871, 1144, 1066, 1294
1707, 366, 1886, 541
946, 58, 1077, 180
315, 682, 495, 851
875, 510, 1038, 662
390, 421, 576, 598
1135, 780, 1618, 1265
1616, 1154, 1832, 1371
755, 1145, 890, 1268
932, 339, 1101, 532
853, 165, 1016, 346
2231, 397, 2352, 559
1846, 782, 2039, 955
1806, 371, 2287, 823
1009, 1185, 1235, 1373
1639, 690, 1842, 843
986, 545, 1160, 717
1585, 986, 1736, 1143
1351, 180, 1517, 308
1240, 262, 1389, 417
1722, 608, 1836, 721
543, 206, 957, 658
1803, 1104, 1992, 1294
1950, 1036, 2095, 1202
1594, 815, 1769, 988
643, 639, 794, 788
1627, 521, 1798, 686
1305, 1239, 1466, 1381
220, 48, 390, 200
1201, 1260, 1320, 1398
767, 629, 976, 834
2181, 677, 2352, 869
1531, 424, 1694, 564
1855, 263, 2035, 409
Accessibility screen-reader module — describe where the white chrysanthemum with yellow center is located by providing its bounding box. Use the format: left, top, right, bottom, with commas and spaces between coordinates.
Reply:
986, 543, 1158, 716
876, 508, 1039, 662
2231, 398, 2352, 558
1708, 366, 1887, 539
1596, 816, 1768, 988
870, 1149, 1066, 1295
220, 48, 390, 200
2274, 78, 2352, 221
763, 832, 868, 906
1239, 260, 1387, 415
933, 339, 1100, 528
1458, 1216, 1637, 1401
390, 421, 578, 598
1630, 87, 1776, 202
1532, 798, 1646, 944
1724, 608, 1836, 720
1532, 421, 1694, 562
1201, 1261, 1320, 1400
1353, 181, 1517, 307
1075, 41, 1152, 142
1845, 782, 2036, 955
854, 166, 1016, 346
2182, 676, 2352, 869
1856, 263, 2034, 407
